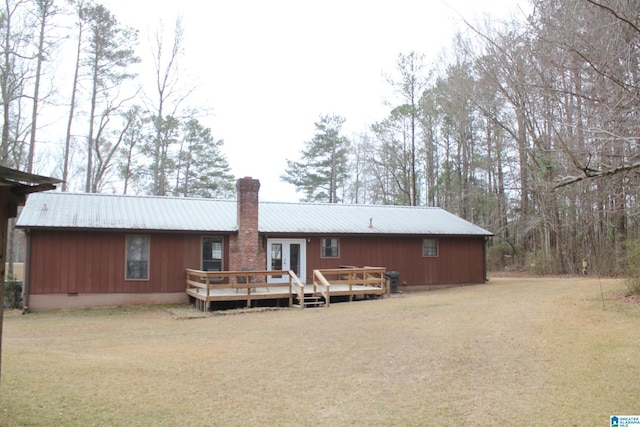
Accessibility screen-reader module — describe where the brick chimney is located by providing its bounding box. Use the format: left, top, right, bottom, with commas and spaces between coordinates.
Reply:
229, 177, 265, 272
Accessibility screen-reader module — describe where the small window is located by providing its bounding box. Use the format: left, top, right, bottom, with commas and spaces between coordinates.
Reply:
422, 238, 438, 257
321, 238, 339, 258
126, 234, 149, 280
202, 237, 224, 271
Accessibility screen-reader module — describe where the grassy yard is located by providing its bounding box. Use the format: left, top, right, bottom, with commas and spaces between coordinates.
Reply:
1, 277, 639, 426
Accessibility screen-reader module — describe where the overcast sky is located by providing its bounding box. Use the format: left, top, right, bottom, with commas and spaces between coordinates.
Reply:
101, 0, 525, 202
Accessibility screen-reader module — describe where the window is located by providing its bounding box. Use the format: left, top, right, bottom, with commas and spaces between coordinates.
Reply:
270, 243, 283, 270
202, 237, 223, 271
126, 234, 149, 280
321, 238, 339, 258
422, 238, 438, 257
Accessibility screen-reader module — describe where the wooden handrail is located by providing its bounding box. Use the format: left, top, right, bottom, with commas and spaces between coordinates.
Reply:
288, 270, 305, 308
316, 266, 385, 275
185, 268, 291, 294
314, 268, 385, 285
186, 268, 288, 278
312, 270, 331, 307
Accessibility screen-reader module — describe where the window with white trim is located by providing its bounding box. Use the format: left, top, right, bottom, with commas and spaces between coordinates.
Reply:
422, 238, 438, 257
126, 234, 149, 280
321, 238, 339, 258
202, 236, 223, 271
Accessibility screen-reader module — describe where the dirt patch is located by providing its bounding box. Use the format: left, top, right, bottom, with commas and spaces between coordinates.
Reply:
614, 292, 640, 304
1, 277, 638, 426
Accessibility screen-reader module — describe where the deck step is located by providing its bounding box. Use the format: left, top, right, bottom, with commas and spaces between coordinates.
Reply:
294, 294, 326, 308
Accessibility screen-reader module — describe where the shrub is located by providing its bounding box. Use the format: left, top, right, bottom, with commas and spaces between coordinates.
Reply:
487, 243, 505, 271
487, 241, 520, 271
622, 240, 640, 294
525, 251, 545, 275
4, 275, 23, 309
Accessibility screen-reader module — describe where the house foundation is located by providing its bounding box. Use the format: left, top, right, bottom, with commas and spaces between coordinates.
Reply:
28, 293, 188, 312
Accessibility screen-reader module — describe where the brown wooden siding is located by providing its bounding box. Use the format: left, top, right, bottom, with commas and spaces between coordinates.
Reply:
28, 230, 230, 295
28, 230, 485, 296
303, 235, 486, 285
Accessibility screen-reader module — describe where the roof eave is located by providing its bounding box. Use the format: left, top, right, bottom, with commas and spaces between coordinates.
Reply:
16, 225, 237, 234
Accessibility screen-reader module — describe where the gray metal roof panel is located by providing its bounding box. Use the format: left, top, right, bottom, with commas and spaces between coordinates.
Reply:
17, 192, 237, 231
17, 193, 493, 236
260, 202, 492, 235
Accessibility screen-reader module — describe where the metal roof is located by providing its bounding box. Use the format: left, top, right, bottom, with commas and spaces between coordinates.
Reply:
0, 166, 61, 195
260, 202, 492, 235
16, 192, 493, 236
17, 192, 237, 232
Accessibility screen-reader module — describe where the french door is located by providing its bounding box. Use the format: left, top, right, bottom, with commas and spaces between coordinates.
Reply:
267, 238, 306, 284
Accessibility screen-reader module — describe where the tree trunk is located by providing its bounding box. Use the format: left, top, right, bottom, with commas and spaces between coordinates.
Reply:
63, 4, 84, 192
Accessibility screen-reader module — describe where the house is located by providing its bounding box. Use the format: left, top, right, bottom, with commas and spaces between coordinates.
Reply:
16, 177, 493, 311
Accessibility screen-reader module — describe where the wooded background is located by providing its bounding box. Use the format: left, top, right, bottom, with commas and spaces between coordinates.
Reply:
3, 0, 639, 275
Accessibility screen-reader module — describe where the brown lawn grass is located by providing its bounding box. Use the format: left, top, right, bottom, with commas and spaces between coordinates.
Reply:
1, 276, 639, 426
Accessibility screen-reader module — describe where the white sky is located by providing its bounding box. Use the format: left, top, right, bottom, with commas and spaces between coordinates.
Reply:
100, 0, 525, 202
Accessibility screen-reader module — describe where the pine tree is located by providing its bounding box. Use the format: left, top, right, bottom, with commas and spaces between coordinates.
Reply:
174, 119, 234, 198
282, 114, 350, 203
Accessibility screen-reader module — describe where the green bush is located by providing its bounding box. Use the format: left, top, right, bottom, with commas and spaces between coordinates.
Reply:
622, 240, 640, 294
4, 275, 23, 309
525, 251, 545, 275
487, 241, 520, 271
487, 243, 506, 271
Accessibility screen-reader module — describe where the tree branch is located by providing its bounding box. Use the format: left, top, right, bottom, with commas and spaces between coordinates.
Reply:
584, 0, 640, 34
554, 161, 640, 189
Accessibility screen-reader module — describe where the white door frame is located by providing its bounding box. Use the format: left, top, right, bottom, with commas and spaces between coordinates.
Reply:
266, 238, 306, 284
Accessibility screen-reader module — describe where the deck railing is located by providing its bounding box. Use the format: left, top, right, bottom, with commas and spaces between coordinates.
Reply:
185, 269, 293, 310
288, 270, 305, 308
314, 267, 387, 300
312, 270, 331, 307
185, 266, 387, 311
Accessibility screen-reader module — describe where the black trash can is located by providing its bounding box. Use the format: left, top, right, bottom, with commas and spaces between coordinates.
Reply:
385, 271, 400, 294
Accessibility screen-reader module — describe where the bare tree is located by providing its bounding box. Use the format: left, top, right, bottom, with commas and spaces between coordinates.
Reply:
26, 0, 58, 173
383, 51, 428, 206
118, 105, 143, 194
144, 17, 196, 196
61, 0, 85, 191
370, 108, 415, 205
418, 86, 441, 207
0, 0, 30, 166
81, 2, 139, 192
90, 91, 139, 192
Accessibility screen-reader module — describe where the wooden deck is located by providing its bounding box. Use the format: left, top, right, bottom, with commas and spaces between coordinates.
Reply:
185, 267, 387, 311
